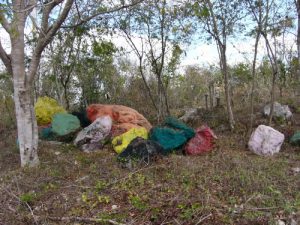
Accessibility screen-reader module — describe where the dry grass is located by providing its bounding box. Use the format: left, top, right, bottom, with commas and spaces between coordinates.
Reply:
0, 129, 299, 225
0, 96, 299, 224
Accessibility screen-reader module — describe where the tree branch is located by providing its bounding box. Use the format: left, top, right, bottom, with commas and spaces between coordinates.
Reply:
0, 8, 11, 32
45, 216, 126, 225
0, 40, 12, 75
62, 0, 144, 28
27, 0, 74, 85
42, 0, 74, 48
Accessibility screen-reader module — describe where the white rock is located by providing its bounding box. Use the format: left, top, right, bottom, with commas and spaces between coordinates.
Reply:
276, 220, 285, 225
248, 125, 285, 156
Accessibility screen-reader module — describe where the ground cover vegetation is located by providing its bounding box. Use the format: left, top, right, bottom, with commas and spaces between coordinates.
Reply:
0, 0, 300, 224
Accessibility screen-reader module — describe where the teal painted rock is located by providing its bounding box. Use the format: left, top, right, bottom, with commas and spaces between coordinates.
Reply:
290, 131, 300, 146
52, 113, 80, 138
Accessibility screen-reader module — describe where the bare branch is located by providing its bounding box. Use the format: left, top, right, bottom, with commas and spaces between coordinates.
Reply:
45, 216, 126, 225
29, 14, 46, 36
43, 0, 74, 46
27, 0, 74, 85
40, 0, 61, 34
0, 8, 11, 32
62, 0, 144, 28
0, 40, 12, 75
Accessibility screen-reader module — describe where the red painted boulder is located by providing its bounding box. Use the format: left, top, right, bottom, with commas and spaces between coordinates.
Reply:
184, 125, 217, 155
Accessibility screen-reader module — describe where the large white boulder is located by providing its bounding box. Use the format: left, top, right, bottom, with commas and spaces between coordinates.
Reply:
248, 125, 284, 156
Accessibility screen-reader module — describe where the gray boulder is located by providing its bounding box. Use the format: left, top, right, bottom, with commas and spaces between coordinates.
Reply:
263, 102, 292, 120
179, 108, 200, 123
74, 116, 112, 152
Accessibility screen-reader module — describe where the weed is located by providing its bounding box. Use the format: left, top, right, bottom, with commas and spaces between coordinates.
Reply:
129, 194, 148, 211
178, 203, 201, 220
42, 182, 58, 191
75, 154, 93, 165
243, 211, 264, 220
49, 168, 62, 177
135, 173, 146, 185
95, 180, 108, 192
97, 195, 110, 204
20, 192, 36, 204
81, 192, 89, 203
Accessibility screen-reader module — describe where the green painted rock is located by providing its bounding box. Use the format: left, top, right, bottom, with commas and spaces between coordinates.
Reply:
52, 113, 81, 139
149, 116, 195, 154
290, 131, 300, 146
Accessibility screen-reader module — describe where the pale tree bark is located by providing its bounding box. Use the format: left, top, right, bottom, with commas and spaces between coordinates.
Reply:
10, 4, 39, 166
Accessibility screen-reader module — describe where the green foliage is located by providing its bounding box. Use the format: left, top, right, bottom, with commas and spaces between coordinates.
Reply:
231, 63, 252, 84
95, 180, 108, 192
92, 41, 117, 57
129, 194, 148, 211
74, 25, 89, 36
167, 44, 183, 78
192, 2, 210, 18
97, 195, 110, 204
178, 203, 201, 219
20, 192, 36, 204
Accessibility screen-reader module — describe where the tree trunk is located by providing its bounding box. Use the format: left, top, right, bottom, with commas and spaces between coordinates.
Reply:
268, 72, 276, 125
220, 47, 235, 130
13, 82, 39, 167
249, 31, 261, 135
209, 82, 214, 109
12, 57, 39, 167
10, 8, 39, 167
157, 78, 169, 122
296, 0, 300, 95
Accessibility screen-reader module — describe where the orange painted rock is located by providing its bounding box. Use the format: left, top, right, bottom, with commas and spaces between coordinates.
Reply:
86, 104, 152, 133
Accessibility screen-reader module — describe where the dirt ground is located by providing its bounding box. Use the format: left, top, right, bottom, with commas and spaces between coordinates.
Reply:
0, 110, 299, 225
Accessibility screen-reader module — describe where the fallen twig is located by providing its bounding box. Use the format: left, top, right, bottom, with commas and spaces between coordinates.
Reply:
195, 213, 213, 225
174, 218, 182, 225
246, 206, 279, 211
46, 216, 126, 225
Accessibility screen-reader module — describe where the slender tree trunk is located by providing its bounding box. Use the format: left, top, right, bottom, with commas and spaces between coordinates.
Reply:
63, 84, 70, 110
268, 71, 276, 125
294, 0, 300, 97
297, 0, 300, 84
249, 31, 261, 135
263, 33, 278, 125
209, 82, 214, 109
138, 58, 158, 112
220, 47, 235, 130
157, 78, 168, 122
